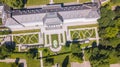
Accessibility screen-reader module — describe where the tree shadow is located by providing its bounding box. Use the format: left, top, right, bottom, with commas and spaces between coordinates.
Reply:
45, 58, 54, 66
62, 55, 69, 67
42, 51, 71, 59
5, 41, 16, 52
15, 58, 20, 65
28, 48, 38, 59
23, 0, 27, 4
19, 63, 24, 67
65, 41, 71, 47
92, 41, 97, 48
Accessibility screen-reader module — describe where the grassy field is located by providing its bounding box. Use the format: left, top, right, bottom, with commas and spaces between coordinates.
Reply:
60, 34, 63, 43
13, 34, 39, 44
0, 18, 2, 25
47, 35, 49, 44
12, 29, 40, 34
26, 0, 49, 6
54, 0, 75, 3
42, 46, 71, 67
64, 31, 67, 42
0, 62, 13, 67
51, 34, 59, 48
54, 0, 91, 3
26, 0, 91, 6
0, 37, 4, 42
79, 0, 91, 3
9, 53, 40, 67
68, 24, 98, 29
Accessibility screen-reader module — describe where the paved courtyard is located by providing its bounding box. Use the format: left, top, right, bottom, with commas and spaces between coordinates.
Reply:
110, 64, 120, 67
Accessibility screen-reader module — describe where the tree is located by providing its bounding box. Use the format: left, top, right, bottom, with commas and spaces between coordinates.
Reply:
71, 43, 82, 53
104, 27, 118, 38
27, 48, 38, 59
90, 46, 110, 67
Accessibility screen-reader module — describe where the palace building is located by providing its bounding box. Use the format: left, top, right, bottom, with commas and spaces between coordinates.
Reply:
0, 2, 100, 30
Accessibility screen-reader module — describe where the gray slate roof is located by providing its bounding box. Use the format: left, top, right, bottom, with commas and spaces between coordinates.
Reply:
43, 12, 63, 26
4, 3, 100, 26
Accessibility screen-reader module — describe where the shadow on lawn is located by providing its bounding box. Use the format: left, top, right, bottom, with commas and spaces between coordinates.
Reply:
62, 55, 69, 67
38, 51, 71, 59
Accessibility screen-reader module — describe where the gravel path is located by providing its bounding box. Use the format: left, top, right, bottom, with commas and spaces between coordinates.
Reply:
39, 51, 43, 67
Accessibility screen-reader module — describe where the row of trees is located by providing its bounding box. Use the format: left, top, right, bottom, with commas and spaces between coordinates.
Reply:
87, 3, 120, 67
98, 4, 120, 48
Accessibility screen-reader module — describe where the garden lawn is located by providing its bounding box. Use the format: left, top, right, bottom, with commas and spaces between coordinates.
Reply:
26, 0, 49, 6
13, 34, 39, 44
51, 34, 59, 48
0, 62, 12, 67
79, 0, 91, 3
64, 31, 67, 41
12, 29, 40, 34
60, 34, 63, 43
68, 24, 98, 29
0, 37, 3, 42
0, 18, 2, 25
54, 0, 75, 3
110, 0, 120, 6
42, 46, 71, 67
9, 53, 40, 67
47, 35, 49, 44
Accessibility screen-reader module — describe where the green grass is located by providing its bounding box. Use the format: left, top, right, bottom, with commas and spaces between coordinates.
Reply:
60, 34, 63, 43
0, 37, 3, 42
54, 0, 91, 3
9, 53, 40, 67
54, 0, 75, 3
110, 0, 120, 6
51, 34, 59, 48
79, 0, 91, 3
42, 46, 71, 67
47, 35, 49, 44
64, 31, 67, 42
12, 29, 40, 34
43, 33, 45, 44
68, 24, 98, 29
0, 18, 2, 25
0, 62, 13, 67
26, 0, 49, 6
13, 34, 39, 44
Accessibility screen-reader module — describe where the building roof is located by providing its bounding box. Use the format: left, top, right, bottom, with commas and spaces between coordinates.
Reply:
4, 3, 100, 26
43, 12, 63, 26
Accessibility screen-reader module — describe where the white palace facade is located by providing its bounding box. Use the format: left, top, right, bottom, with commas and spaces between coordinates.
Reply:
0, 2, 100, 30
